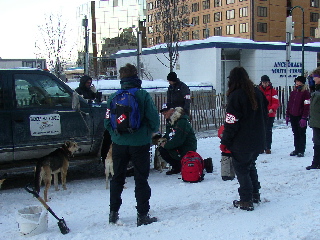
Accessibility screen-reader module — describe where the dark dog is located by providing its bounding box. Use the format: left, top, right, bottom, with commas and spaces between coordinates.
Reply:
34, 141, 79, 202
154, 138, 168, 172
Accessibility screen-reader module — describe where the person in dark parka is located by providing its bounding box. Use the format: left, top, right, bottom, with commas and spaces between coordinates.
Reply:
75, 75, 96, 100
220, 66, 268, 211
166, 72, 191, 116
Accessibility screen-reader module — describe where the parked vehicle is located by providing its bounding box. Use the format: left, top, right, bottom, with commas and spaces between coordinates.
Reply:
0, 69, 107, 174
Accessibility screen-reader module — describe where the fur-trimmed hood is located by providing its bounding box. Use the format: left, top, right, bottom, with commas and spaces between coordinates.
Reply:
169, 107, 187, 125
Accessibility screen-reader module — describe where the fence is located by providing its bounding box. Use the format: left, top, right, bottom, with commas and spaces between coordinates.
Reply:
101, 85, 292, 134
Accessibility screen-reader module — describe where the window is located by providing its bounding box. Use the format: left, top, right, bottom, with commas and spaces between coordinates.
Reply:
147, 14, 153, 22
214, 0, 222, 7
239, 0, 247, 1
156, 36, 161, 44
214, 12, 222, 22
155, 12, 161, 21
192, 16, 200, 25
226, 0, 235, 4
226, 25, 235, 34
311, 0, 320, 7
148, 38, 154, 46
310, 27, 316, 37
182, 31, 190, 40
203, 0, 210, 10
226, 9, 235, 19
310, 12, 319, 22
14, 74, 72, 109
192, 30, 200, 39
203, 28, 210, 38
148, 26, 153, 34
192, 3, 199, 12
257, 22, 267, 33
155, 25, 161, 32
214, 26, 222, 35
239, 7, 248, 17
239, 23, 249, 33
203, 14, 210, 24
257, 6, 267, 17
148, 2, 153, 10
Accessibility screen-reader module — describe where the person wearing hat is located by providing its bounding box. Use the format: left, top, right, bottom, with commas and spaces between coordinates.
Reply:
166, 72, 191, 116
306, 67, 320, 170
157, 103, 197, 175
259, 75, 279, 154
75, 75, 97, 100
104, 63, 160, 226
286, 76, 311, 157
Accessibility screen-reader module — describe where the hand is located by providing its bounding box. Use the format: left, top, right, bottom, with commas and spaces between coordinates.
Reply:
299, 118, 307, 128
220, 144, 228, 152
90, 85, 97, 93
285, 116, 290, 126
268, 109, 273, 113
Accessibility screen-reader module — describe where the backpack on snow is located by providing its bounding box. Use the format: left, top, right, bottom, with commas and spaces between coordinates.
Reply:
109, 88, 141, 134
181, 151, 205, 183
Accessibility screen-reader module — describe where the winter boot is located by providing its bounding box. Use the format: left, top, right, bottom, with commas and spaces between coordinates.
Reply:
252, 193, 261, 203
137, 213, 157, 227
109, 211, 119, 224
290, 150, 297, 156
265, 149, 271, 154
233, 200, 254, 211
306, 145, 320, 170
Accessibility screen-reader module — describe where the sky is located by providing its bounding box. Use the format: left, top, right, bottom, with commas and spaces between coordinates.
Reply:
0, 0, 87, 59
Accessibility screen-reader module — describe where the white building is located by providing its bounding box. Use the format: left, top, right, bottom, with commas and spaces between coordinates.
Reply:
113, 36, 320, 93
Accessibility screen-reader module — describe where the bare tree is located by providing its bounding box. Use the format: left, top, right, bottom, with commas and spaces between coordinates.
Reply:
35, 13, 74, 78
150, 0, 190, 72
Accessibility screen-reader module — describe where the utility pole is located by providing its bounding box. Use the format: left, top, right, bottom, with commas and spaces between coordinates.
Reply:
91, 1, 98, 78
285, 15, 294, 107
137, 30, 142, 79
82, 15, 89, 76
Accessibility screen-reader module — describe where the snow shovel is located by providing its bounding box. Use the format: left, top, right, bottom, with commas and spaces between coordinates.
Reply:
24, 184, 70, 235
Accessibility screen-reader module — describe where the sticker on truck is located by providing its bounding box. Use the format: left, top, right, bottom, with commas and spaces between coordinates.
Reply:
29, 114, 61, 136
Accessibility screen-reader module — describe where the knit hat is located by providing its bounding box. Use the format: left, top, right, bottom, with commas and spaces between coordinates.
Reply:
167, 72, 178, 82
160, 103, 174, 113
261, 75, 270, 82
294, 76, 306, 84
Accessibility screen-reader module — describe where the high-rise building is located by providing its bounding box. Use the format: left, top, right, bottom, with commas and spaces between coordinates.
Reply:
146, 0, 320, 47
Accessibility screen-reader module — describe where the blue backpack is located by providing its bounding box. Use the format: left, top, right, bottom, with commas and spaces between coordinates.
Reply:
110, 88, 141, 134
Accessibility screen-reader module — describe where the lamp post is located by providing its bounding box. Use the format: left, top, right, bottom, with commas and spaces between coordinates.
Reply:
290, 6, 305, 77
82, 15, 89, 76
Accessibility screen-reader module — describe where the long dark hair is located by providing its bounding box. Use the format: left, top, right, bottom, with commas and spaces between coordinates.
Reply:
227, 67, 258, 110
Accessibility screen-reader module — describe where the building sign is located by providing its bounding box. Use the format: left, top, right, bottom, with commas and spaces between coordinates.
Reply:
272, 61, 302, 78
30, 114, 61, 136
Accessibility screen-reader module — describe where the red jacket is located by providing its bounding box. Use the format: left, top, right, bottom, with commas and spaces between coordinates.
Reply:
259, 85, 279, 117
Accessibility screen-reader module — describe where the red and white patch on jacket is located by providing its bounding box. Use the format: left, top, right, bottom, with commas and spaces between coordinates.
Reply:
225, 113, 238, 124
117, 114, 127, 124
105, 109, 110, 119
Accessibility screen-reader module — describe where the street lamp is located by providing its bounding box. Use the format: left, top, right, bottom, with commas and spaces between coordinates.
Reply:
290, 6, 305, 77
82, 15, 89, 76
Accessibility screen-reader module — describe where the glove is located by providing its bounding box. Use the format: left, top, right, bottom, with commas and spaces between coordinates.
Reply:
220, 144, 228, 153
299, 118, 307, 128
285, 116, 290, 126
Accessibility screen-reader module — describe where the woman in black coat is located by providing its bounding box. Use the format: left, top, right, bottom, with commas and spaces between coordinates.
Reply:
220, 67, 268, 211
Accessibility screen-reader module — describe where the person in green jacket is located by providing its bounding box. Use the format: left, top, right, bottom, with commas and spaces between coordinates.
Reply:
306, 67, 320, 170
104, 63, 159, 227
158, 103, 197, 175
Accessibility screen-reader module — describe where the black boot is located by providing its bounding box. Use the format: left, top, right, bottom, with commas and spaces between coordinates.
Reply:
109, 211, 119, 224
306, 145, 320, 170
137, 213, 157, 227
252, 193, 261, 203
233, 200, 254, 211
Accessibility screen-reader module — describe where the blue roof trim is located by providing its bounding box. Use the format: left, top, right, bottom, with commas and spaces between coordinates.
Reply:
113, 39, 320, 58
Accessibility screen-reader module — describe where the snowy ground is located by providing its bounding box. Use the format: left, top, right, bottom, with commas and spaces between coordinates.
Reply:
1, 123, 320, 240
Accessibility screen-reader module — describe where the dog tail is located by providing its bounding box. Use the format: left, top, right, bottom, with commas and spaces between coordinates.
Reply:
34, 160, 42, 193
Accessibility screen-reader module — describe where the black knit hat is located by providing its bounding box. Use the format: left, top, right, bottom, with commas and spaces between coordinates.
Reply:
261, 75, 270, 82
167, 72, 178, 82
294, 76, 306, 84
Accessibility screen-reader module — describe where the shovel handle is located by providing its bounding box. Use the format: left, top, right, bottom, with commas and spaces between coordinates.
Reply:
24, 184, 51, 211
